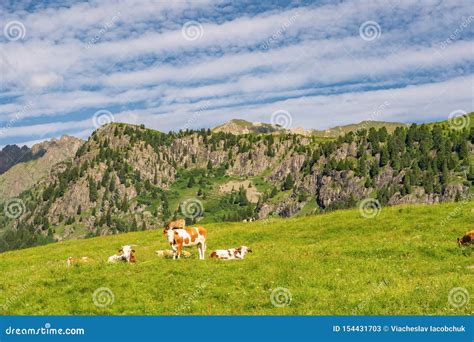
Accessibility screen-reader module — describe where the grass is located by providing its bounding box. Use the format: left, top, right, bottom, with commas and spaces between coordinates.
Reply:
0, 201, 472, 315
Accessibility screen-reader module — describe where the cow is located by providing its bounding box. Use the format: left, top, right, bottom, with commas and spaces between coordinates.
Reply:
458, 230, 474, 247
107, 245, 136, 263
155, 250, 191, 258
163, 225, 207, 260
165, 218, 186, 230
66, 256, 90, 267
210, 246, 252, 260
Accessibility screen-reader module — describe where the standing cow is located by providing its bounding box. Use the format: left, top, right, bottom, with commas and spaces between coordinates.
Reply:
164, 225, 207, 260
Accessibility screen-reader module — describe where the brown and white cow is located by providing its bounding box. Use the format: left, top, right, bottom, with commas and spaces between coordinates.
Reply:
210, 246, 252, 260
163, 226, 207, 260
165, 219, 186, 230
458, 230, 474, 247
107, 245, 136, 263
66, 256, 90, 267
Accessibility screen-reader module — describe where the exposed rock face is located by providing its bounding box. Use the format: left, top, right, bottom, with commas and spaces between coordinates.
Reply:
317, 171, 368, 208
0, 136, 83, 199
6, 120, 471, 244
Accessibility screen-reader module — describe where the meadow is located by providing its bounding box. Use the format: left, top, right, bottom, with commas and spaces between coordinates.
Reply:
0, 201, 472, 315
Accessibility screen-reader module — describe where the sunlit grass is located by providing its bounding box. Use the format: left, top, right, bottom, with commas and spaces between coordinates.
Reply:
0, 201, 472, 315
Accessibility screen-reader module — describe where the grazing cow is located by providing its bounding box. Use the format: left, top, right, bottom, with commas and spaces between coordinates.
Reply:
107, 245, 136, 263
155, 250, 191, 258
210, 246, 252, 260
458, 230, 474, 247
66, 256, 90, 267
163, 226, 207, 260
165, 218, 186, 230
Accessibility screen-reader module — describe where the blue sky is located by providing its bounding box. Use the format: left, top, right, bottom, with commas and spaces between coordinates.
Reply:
0, 0, 472, 147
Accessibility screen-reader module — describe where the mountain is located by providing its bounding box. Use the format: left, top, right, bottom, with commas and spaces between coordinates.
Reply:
0, 136, 83, 200
313, 120, 408, 138
212, 119, 283, 134
0, 117, 472, 252
0, 145, 37, 175
212, 118, 408, 137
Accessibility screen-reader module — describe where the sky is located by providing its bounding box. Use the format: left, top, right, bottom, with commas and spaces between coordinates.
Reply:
0, 0, 473, 147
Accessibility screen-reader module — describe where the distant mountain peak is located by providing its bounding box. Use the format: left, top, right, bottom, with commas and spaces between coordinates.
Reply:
212, 119, 282, 134
212, 118, 408, 137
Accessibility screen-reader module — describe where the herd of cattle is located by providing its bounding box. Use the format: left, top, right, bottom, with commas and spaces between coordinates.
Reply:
66, 223, 473, 267
67, 219, 253, 266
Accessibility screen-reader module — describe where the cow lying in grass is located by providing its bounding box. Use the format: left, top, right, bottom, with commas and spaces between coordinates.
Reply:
155, 250, 191, 258
163, 225, 207, 260
108, 245, 136, 263
458, 230, 474, 247
210, 246, 252, 260
66, 256, 90, 267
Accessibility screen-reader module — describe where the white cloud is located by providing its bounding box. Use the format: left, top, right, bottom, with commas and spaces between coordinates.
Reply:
0, 0, 472, 145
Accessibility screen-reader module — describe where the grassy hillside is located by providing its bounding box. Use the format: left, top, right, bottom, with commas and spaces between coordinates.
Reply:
0, 201, 472, 315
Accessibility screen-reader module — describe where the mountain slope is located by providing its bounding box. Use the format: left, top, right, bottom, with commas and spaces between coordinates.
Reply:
0, 118, 471, 252
0, 136, 83, 200
314, 120, 408, 138
0, 201, 471, 315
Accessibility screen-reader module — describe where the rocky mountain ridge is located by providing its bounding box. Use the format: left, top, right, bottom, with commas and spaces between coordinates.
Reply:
0, 117, 472, 252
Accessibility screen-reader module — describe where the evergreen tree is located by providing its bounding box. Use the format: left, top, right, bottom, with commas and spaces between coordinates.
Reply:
187, 175, 195, 188
282, 174, 294, 191
88, 177, 98, 202
379, 146, 389, 167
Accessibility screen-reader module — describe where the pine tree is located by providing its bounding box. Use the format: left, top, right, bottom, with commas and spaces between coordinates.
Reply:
403, 174, 411, 195
379, 146, 389, 167
282, 174, 294, 191
440, 161, 449, 186
88, 177, 98, 202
